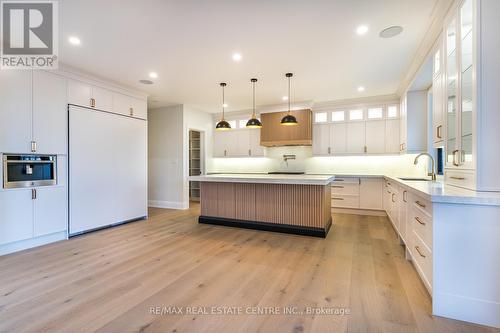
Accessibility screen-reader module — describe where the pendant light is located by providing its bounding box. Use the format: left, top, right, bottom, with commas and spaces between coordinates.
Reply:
281, 72, 298, 126
216, 82, 231, 131
246, 78, 262, 128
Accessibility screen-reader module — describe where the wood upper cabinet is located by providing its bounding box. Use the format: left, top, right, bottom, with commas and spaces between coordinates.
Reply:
260, 109, 312, 146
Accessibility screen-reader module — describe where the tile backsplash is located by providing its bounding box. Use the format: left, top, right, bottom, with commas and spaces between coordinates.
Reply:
209, 147, 428, 177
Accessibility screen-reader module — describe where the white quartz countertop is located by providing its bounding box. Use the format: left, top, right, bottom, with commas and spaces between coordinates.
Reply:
188, 174, 335, 185
310, 173, 500, 206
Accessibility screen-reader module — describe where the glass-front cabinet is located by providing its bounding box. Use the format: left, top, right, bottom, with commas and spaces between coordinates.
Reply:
445, 0, 474, 169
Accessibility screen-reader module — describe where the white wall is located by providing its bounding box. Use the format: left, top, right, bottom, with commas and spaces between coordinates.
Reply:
210, 146, 428, 177
148, 105, 185, 209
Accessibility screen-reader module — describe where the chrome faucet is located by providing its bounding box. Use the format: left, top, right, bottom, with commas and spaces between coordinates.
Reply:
414, 153, 437, 181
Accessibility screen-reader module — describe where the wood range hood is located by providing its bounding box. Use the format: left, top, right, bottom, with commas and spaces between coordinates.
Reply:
260, 109, 312, 147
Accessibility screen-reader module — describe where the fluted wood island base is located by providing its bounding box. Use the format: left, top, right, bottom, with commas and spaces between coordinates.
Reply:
198, 181, 333, 237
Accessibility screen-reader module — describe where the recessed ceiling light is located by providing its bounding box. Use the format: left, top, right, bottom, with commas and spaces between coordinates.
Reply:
379, 26, 404, 38
356, 25, 369, 35
282, 96, 288, 101
149, 72, 158, 79
222, 103, 228, 108
68, 36, 81, 45
357, 86, 365, 92
139, 79, 154, 85
232, 53, 242, 62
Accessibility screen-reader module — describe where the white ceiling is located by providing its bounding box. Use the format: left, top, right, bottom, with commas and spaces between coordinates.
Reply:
59, 0, 438, 112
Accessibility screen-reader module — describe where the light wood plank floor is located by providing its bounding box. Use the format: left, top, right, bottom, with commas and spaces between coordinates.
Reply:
0, 205, 497, 333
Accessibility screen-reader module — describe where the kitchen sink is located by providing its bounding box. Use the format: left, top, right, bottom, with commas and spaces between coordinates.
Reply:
398, 177, 431, 181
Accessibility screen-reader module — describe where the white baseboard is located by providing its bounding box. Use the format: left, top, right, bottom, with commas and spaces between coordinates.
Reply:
331, 207, 387, 216
148, 200, 189, 210
0, 231, 67, 256
433, 291, 500, 329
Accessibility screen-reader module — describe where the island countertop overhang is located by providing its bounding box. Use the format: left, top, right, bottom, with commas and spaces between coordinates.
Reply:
188, 174, 335, 186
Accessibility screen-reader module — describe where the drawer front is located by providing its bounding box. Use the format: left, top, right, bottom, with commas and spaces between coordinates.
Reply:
331, 195, 359, 209
332, 177, 360, 184
412, 194, 432, 218
410, 207, 432, 250
411, 231, 433, 290
444, 169, 475, 190
331, 183, 359, 196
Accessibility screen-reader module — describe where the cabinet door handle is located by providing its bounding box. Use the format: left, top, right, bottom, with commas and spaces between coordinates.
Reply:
328, 147, 331, 154
90, 98, 96, 108
391, 193, 395, 203
415, 216, 426, 225
32, 189, 37, 200
437, 125, 442, 139
331, 197, 344, 201
415, 246, 426, 258
248, 149, 251, 156
364, 145, 367, 153
450, 176, 465, 180
403, 190, 407, 202
224, 150, 227, 157
452, 150, 460, 166
415, 200, 426, 208
331, 185, 344, 188
129, 107, 134, 116
30, 141, 37, 152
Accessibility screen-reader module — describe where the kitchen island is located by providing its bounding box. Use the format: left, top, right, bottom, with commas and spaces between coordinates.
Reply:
188, 174, 335, 237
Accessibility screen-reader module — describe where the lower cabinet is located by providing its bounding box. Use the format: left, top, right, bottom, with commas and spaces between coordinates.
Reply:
331, 177, 383, 211
0, 186, 68, 246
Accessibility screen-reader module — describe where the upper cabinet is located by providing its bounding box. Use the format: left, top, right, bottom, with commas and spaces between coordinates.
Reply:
0, 70, 67, 154
68, 79, 147, 119
442, 0, 500, 191
432, 35, 445, 145
312, 105, 400, 156
399, 90, 427, 153
260, 110, 312, 147
213, 128, 264, 158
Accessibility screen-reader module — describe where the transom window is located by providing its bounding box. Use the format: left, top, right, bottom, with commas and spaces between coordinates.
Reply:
368, 107, 383, 119
314, 112, 328, 123
331, 111, 345, 122
387, 105, 398, 118
349, 109, 364, 121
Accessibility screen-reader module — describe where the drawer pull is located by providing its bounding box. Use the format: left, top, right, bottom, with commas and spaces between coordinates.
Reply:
415, 217, 426, 225
333, 179, 345, 182
331, 185, 344, 188
331, 197, 344, 201
415, 246, 426, 258
403, 190, 407, 203
391, 193, 395, 203
450, 176, 465, 180
415, 201, 426, 208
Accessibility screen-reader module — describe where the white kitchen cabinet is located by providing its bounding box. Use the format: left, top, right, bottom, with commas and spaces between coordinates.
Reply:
32, 71, 68, 154
113, 92, 147, 119
114, 116, 148, 222
0, 189, 34, 244
359, 178, 383, 210
346, 122, 366, 153
331, 123, 347, 154
312, 123, 331, 155
68, 79, 113, 112
385, 119, 400, 153
0, 70, 32, 153
365, 120, 385, 154
213, 129, 264, 157
34, 186, 67, 237
400, 90, 427, 153
68, 79, 92, 107
92, 86, 113, 112
249, 129, 264, 157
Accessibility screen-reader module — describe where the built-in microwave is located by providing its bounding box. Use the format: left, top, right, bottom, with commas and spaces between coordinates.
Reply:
2, 154, 57, 189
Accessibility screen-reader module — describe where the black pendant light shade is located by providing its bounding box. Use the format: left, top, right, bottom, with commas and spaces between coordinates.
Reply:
281, 73, 298, 126
246, 78, 262, 128
216, 82, 231, 131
